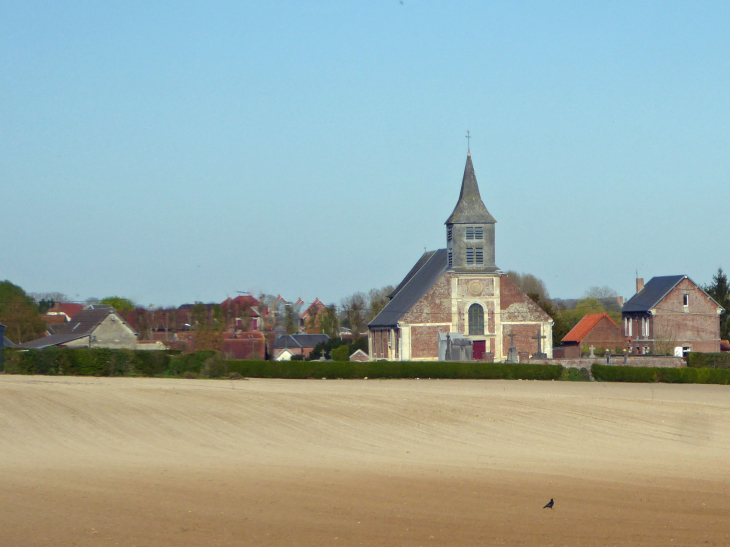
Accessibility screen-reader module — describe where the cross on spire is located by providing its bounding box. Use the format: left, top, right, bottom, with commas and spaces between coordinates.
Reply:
466, 130, 471, 153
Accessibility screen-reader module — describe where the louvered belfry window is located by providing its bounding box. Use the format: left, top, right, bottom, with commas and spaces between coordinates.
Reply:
466, 247, 475, 265
466, 226, 483, 240
475, 248, 484, 265
447, 249, 453, 267
447, 226, 453, 241
468, 304, 484, 335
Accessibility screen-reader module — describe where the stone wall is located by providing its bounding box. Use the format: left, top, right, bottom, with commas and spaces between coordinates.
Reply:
528, 356, 685, 368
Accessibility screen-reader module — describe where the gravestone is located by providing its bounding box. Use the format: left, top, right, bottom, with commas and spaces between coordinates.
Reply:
531, 329, 548, 359
506, 332, 519, 364
589, 345, 596, 359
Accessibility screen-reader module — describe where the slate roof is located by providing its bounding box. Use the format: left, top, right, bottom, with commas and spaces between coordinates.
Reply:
21, 332, 91, 349
561, 313, 618, 344
274, 334, 329, 349
369, 248, 449, 328
445, 153, 496, 225
19, 306, 137, 349
2, 336, 15, 348
387, 251, 436, 299
622, 275, 688, 313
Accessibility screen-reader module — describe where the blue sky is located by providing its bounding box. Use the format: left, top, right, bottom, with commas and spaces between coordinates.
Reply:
2, 1, 728, 308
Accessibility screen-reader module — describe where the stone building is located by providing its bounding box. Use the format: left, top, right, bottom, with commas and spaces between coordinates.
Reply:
368, 152, 553, 362
20, 305, 138, 350
623, 276, 724, 355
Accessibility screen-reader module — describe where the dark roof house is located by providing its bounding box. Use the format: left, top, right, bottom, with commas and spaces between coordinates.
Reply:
274, 334, 329, 358
20, 305, 138, 350
623, 275, 724, 355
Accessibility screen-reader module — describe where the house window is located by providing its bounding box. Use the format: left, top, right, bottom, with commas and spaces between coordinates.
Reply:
644, 318, 649, 337
447, 226, 453, 241
468, 304, 484, 335
475, 248, 484, 265
466, 226, 483, 240
683, 294, 689, 307
626, 317, 632, 337
643, 346, 650, 355
447, 249, 453, 267
466, 247, 475, 265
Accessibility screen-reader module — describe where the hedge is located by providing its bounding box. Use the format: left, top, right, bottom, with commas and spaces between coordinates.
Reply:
3, 347, 171, 376
592, 363, 730, 384
1, 347, 564, 380
686, 352, 730, 369
222, 360, 563, 380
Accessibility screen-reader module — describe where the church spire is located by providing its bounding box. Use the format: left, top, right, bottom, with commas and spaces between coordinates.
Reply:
445, 154, 496, 225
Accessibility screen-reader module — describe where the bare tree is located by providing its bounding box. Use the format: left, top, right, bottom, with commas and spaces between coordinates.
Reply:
584, 286, 618, 299
505, 271, 550, 304
341, 292, 367, 336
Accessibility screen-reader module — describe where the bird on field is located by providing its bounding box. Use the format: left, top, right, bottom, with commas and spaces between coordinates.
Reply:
543, 499, 554, 509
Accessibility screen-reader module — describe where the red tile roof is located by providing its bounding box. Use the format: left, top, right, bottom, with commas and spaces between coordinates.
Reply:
561, 313, 618, 344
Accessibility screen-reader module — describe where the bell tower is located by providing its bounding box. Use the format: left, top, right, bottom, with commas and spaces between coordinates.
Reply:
445, 151, 498, 272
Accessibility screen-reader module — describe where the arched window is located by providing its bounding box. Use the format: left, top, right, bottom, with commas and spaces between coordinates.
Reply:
468, 303, 484, 335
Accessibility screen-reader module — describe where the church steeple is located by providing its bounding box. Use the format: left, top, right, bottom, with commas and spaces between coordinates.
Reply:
445, 153, 498, 272
445, 152, 496, 225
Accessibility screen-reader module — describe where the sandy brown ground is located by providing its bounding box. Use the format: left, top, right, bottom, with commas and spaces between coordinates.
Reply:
1, 375, 730, 546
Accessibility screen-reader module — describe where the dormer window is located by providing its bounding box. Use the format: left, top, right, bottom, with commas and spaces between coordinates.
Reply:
466, 226, 483, 240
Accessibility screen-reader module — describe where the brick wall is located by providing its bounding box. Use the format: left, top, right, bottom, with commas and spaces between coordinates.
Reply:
500, 275, 552, 323
401, 274, 452, 324
411, 325, 450, 359
502, 323, 542, 359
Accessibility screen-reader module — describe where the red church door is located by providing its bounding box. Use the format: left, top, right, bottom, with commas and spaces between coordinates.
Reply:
473, 340, 486, 360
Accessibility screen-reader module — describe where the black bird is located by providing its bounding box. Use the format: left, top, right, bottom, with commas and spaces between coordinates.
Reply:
543, 498, 554, 509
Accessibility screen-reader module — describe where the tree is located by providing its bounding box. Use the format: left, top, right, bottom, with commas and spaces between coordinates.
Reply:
505, 271, 550, 304
100, 296, 136, 311
318, 305, 339, 338
341, 292, 367, 336
366, 286, 395, 323
705, 267, 730, 341
29, 292, 69, 314
584, 286, 618, 299
0, 281, 46, 344
284, 301, 303, 334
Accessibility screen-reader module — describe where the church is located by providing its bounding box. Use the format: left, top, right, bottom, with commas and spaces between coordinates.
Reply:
368, 152, 553, 362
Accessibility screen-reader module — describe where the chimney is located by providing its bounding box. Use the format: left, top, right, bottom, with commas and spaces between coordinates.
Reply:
636, 278, 644, 294
617, 296, 624, 307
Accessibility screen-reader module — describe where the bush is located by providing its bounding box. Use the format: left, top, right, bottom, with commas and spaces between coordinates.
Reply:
560, 367, 591, 381
331, 345, 350, 361
199, 354, 228, 378
167, 351, 216, 376
686, 352, 730, 369
592, 364, 730, 384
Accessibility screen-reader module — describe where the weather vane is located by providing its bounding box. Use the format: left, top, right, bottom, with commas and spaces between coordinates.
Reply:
466, 130, 471, 152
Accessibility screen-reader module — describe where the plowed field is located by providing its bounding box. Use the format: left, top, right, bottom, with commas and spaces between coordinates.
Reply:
1, 375, 729, 546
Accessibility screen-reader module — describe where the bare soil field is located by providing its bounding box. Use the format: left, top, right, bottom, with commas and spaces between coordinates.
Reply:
1, 375, 729, 546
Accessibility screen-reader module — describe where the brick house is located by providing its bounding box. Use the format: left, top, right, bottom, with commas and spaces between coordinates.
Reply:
561, 313, 628, 358
622, 276, 724, 355
368, 152, 553, 362
300, 299, 327, 334
42, 302, 85, 328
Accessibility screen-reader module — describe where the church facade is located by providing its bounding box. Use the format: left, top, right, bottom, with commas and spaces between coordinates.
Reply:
368, 153, 553, 362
